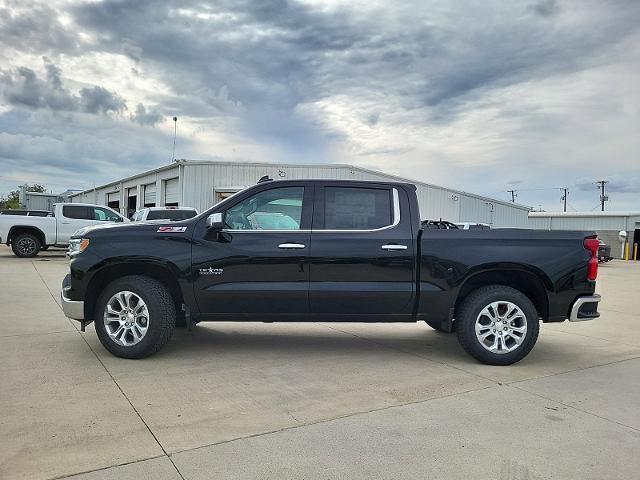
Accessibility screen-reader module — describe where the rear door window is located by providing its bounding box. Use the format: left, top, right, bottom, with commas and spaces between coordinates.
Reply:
62, 205, 92, 220
323, 187, 392, 230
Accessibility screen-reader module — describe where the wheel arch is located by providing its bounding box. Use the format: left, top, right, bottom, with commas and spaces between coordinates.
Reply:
454, 266, 551, 322
8, 225, 46, 246
84, 261, 185, 321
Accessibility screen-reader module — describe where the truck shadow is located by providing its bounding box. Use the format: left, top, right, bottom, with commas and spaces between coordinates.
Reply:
160, 323, 470, 363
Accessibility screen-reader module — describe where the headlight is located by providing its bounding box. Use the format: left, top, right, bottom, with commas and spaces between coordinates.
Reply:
68, 238, 90, 257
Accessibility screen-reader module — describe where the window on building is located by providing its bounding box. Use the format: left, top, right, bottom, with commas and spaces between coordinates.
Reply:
215, 190, 240, 204
324, 187, 392, 230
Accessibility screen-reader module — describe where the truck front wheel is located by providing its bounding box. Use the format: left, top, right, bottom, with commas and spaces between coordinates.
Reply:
94, 275, 176, 359
455, 285, 539, 365
12, 233, 41, 258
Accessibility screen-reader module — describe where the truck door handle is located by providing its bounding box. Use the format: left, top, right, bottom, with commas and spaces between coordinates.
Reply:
278, 243, 306, 249
381, 244, 407, 250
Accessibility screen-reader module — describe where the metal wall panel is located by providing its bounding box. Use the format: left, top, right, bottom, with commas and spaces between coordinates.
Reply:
180, 163, 528, 227
21, 194, 59, 211
70, 161, 529, 227
529, 214, 640, 232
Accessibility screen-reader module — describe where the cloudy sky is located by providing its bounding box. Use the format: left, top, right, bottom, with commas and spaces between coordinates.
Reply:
1, 0, 639, 211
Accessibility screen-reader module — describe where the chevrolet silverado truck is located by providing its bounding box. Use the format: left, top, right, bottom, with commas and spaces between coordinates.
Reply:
61, 179, 601, 365
1, 203, 125, 257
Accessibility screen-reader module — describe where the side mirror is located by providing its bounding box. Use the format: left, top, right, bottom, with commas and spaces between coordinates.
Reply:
206, 212, 225, 230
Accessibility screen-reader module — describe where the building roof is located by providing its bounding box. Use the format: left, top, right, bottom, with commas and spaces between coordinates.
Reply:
69, 159, 531, 211
21, 191, 60, 197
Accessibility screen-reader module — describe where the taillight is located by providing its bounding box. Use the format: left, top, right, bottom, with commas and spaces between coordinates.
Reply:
584, 237, 599, 281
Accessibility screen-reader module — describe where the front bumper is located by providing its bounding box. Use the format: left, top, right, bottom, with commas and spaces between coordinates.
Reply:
61, 274, 84, 320
569, 294, 601, 322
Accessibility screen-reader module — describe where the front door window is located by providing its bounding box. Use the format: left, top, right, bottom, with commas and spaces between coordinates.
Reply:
224, 187, 304, 230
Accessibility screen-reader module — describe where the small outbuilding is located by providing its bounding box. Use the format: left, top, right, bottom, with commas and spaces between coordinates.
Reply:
529, 211, 640, 259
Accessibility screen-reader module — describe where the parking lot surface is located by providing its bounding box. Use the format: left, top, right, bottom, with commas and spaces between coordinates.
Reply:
1, 245, 639, 479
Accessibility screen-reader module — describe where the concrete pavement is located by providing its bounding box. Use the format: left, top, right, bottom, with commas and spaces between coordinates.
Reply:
0, 245, 638, 479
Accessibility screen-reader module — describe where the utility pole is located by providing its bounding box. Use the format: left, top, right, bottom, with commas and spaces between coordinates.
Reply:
561, 187, 568, 212
507, 190, 517, 203
596, 180, 608, 211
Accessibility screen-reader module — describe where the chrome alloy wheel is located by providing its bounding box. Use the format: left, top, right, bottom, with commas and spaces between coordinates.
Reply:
475, 301, 527, 354
103, 291, 149, 346
17, 237, 37, 256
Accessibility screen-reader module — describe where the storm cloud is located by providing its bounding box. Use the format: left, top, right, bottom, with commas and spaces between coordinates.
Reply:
130, 103, 163, 126
1, 59, 126, 115
1, 0, 639, 210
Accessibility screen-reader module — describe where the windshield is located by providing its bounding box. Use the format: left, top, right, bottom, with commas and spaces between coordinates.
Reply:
146, 209, 197, 221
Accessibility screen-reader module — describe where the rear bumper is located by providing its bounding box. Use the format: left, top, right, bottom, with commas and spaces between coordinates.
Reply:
569, 294, 601, 322
61, 274, 84, 320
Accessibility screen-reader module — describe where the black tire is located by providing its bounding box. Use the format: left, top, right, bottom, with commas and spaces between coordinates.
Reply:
426, 320, 453, 333
11, 233, 41, 258
455, 285, 539, 366
94, 275, 176, 359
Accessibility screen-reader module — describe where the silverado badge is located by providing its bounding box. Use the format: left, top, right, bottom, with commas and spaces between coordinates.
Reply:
199, 267, 223, 276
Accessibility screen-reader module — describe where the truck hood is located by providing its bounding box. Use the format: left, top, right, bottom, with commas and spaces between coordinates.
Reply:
72, 220, 191, 238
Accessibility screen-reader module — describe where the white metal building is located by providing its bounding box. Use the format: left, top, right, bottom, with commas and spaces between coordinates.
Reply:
69, 160, 530, 227
529, 211, 640, 258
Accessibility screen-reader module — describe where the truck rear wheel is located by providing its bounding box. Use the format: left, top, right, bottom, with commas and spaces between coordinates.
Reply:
94, 275, 176, 359
455, 285, 539, 365
12, 233, 41, 258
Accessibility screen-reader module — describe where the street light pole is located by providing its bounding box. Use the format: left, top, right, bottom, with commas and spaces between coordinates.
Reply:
172, 116, 178, 161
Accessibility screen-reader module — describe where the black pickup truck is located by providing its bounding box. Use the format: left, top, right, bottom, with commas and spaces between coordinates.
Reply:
61, 179, 601, 365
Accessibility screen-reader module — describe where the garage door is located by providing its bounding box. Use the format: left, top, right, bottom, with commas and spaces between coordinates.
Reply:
164, 178, 179, 205
107, 191, 119, 203
106, 191, 120, 211
144, 183, 156, 206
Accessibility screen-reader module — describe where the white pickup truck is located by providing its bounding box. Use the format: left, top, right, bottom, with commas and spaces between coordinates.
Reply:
0, 203, 126, 257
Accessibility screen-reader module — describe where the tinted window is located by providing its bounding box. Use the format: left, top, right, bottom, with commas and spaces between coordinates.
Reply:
324, 187, 392, 230
224, 187, 304, 230
146, 209, 198, 221
63, 205, 92, 220
94, 207, 121, 221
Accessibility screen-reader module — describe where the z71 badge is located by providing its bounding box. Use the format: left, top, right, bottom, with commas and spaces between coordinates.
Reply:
157, 226, 187, 233
199, 267, 223, 276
